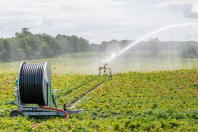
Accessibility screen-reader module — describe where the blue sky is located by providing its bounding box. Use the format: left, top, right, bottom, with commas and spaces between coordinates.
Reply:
1, 0, 198, 43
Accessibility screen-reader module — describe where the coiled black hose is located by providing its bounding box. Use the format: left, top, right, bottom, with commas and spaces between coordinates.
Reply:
19, 62, 46, 105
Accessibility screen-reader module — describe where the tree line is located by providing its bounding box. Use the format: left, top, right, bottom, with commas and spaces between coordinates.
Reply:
0, 28, 89, 62
0, 28, 197, 62
90, 38, 198, 58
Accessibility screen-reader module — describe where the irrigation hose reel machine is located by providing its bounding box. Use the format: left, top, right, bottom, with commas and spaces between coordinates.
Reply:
10, 62, 81, 117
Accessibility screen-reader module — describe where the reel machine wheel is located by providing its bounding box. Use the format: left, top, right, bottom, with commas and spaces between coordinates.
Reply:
9, 109, 23, 117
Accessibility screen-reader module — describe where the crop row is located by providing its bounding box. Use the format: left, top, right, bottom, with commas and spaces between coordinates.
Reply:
58, 75, 109, 107
52, 74, 89, 89
56, 75, 98, 98
0, 72, 17, 103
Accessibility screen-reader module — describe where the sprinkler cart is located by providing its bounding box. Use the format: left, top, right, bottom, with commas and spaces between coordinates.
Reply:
99, 63, 111, 77
10, 62, 81, 117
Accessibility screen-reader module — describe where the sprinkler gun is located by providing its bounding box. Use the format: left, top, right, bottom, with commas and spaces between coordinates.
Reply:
99, 63, 112, 77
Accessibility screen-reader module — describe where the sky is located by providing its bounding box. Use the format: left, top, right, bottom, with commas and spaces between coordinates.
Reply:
1, 0, 198, 44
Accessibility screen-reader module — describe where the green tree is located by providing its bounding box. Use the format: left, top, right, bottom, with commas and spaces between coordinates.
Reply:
0, 41, 3, 52
54, 35, 68, 56
181, 42, 198, 58
16, 48, 26, 61
100, 41, 108, 52
70, 35, 80, 53
40, 42, 54, 58
79, 37, 89, 52
148, 38, 161, 57
22, 28, 32, 36
1, 40, 11, 61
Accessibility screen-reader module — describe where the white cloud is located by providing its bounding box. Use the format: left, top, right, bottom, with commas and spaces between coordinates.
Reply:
0, 0, 198, 43
156, 0, 197, 11
37, 16, 52, 26
157, 0, 197, 8
0, 20, 11, 26
0, 0, 127, 34
156, 0, 198, 18
191, 3, 198, 14
0, 0, 126, 25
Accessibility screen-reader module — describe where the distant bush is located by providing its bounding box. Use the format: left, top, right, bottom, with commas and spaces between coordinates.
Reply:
181, 43, 198, 58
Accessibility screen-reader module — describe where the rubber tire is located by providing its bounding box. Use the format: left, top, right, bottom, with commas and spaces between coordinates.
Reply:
9, 109, 23, 117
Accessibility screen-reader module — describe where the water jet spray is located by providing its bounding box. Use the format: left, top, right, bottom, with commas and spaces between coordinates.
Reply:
102, 23, 196, 64
99, 23, 196, 74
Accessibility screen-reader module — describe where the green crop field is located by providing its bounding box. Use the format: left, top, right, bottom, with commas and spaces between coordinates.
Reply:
1, 53, 198, 131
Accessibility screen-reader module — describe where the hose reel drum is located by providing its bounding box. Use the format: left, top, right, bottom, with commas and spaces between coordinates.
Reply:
18, 62, 52, 106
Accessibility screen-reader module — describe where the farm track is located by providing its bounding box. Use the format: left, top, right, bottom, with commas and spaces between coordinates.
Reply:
68, 78, 108, 109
